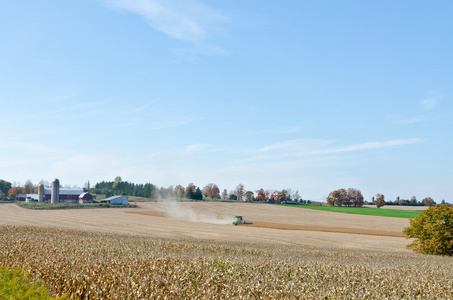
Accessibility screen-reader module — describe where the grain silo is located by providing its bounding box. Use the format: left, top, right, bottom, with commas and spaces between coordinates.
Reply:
51, 179, 60, 204
38, 184, 44, 202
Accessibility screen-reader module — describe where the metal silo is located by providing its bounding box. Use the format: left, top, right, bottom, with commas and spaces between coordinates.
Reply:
51, 179, 60, 204
38, 184, 44, 202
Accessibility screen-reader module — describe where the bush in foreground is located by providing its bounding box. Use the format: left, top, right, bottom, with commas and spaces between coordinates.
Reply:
0, 266, 68, 299
403, 204, 453, 256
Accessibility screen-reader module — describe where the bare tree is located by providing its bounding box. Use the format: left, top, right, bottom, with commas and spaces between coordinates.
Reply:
235, 184, 245, 201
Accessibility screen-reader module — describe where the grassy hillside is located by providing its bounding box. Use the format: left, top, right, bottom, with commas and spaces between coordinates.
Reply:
275, 204, 422, 218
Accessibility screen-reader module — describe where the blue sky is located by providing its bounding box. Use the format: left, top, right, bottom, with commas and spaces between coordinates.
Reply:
1, 0, 452, 202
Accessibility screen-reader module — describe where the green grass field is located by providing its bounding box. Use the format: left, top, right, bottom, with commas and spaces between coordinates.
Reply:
274, 204, 422, 218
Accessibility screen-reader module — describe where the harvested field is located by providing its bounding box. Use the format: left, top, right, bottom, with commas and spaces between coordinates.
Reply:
244, 222, 406, 237
363, 205, 428, 211
1, 226, 452, 299
0, 202, 411, 252
0, 202, 451, 299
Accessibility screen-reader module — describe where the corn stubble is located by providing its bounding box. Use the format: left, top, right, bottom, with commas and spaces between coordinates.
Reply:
0, 226, 451, 299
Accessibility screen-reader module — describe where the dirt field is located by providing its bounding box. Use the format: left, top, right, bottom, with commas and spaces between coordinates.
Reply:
0, 201, 413, 252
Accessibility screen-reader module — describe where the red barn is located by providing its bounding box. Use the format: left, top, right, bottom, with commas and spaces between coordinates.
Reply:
79, 192, 94, 203
43, 188, 84, 203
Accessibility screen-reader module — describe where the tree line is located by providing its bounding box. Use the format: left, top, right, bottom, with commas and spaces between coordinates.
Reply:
0, 178, 449, 206
326, 188, 447, 208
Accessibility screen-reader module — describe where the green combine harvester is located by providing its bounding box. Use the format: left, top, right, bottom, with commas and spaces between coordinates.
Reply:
232, 216, 245, 225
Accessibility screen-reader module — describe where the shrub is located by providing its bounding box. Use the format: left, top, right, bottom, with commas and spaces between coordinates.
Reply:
403, 205, 453, 256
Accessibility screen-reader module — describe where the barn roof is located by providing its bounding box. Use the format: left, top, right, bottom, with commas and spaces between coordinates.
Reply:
44, 188, 84, 195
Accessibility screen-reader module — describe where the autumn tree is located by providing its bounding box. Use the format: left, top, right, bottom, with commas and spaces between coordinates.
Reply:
293, 191, 301, 202
235, 184, 245, 201
278, 190, 288, 203
403, 204, 453, 256
375, 193, 385, 208
245, 191, 254, 202
174, 185, 184, 199
422, 197, 435, 206
184, 183, 196, 199
204, 183, 220, 200
221, 189, 228, 200
256, 188, 266, 202
347, 188, 364, 207
264, 190, 271, 201
0, 190, 4, 200
22, 179, 34, 195
269, 190, 279, 203
326, 189, 347, 206
7, 187, 22, 199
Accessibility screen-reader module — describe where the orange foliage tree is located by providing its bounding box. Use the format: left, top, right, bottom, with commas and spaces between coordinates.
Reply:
203, 183, 220, 200
7, 187, 22, 199
327, 188, 364, 207
375, 193, 385, 208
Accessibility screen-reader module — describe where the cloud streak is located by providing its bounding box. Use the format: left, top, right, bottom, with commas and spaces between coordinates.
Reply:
102, 0, 228, 42
259, 138, 422, 157
186, 143, 209, 153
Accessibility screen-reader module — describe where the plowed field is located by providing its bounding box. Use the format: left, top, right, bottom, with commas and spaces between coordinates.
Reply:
0, 201, 412, 252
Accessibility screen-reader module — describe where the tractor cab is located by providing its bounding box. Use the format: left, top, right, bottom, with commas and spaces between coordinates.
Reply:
232, 216, 244, 225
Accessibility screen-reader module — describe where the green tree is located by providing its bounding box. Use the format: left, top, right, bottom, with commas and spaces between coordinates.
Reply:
375, 193, 385, 208
0, 179, 12, 195
0, 190, 4, 200
403, 205, 453, 256
193, 187, 203, 200
245, 191, 254, 202
112, 176, 122, 189
184, 183, 196, 199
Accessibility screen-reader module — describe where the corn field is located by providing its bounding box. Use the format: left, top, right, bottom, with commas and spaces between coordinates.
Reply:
0, 225, 452, 299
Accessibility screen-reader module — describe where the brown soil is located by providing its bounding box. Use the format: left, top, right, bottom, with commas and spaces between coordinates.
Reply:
242, 221, 406, 237
0, 202, 412, 252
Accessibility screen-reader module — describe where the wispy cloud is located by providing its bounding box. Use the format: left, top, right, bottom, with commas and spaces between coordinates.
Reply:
303, 138, 422, 156
186, 143, 209, 153
420, 98, 438, 111
258, 138, 422, 157
419, 90, 443, 111
101, 0, 229, 44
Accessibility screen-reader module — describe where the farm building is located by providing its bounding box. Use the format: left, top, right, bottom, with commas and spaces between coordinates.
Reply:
78, 192, 94, 203
25, 194, 39, 202
100, 196, 128, 205
43, 187, 84, 203
15, 194, 26, 201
